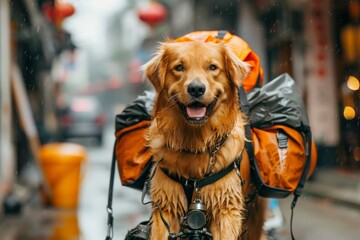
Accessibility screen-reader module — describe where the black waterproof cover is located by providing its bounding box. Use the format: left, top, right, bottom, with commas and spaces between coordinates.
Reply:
247, 73, 309, 129
115, 91, 154, 132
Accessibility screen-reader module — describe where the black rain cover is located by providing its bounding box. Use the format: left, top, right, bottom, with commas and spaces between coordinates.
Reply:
115, 91, 154, 131
246, 73, 309, 129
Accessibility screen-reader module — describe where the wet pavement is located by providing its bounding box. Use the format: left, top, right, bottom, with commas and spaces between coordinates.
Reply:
0, 125, 151, 240
59, 125, 152, 240
275, 195, 360, 240
1, 125, 359, 240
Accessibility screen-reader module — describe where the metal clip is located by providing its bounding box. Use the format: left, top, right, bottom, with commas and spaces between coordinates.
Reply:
194, 181, 200, 201
107, 207, 113, 214
234, 161, 245, 185
185, 179, 189, 187
234, 161, 241, 177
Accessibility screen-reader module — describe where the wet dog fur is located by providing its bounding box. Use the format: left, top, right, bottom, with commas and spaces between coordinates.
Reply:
143, 40, 266, 240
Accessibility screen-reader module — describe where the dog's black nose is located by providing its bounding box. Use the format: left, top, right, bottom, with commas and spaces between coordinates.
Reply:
188, 82, 206, 98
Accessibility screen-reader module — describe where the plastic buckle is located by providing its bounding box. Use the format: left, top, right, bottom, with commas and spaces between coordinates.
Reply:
277, 131, 288, 149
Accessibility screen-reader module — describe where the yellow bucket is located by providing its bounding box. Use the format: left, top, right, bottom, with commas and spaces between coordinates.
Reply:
39, 143, 87, 208
48, 212, 81, 240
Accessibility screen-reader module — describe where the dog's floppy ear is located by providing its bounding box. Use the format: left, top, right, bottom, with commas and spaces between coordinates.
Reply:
142, 44, 168, 92
222, 45, 250, 88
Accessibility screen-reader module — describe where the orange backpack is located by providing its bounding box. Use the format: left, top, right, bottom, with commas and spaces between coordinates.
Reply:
175, 31, 264, 93
115, 31, 317, 200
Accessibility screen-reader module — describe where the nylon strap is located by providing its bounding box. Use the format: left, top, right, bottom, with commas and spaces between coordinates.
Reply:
290, 127, 312, 240
105, 143, 117, 240
161, 156, 242, 205
237, 86, 257, 187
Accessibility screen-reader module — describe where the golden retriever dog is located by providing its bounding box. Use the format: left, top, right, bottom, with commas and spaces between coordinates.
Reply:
144, 40, 266, 240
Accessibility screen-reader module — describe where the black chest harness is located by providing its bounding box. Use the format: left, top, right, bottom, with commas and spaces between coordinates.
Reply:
161, 155, 243, 206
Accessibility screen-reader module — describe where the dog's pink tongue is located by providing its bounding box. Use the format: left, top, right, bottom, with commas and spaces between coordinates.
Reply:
186, 107, 206, 118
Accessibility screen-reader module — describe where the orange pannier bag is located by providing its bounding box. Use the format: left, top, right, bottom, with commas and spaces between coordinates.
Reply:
115, 121, 152, 189
249, 126, 317, 197
243, 73, 317, 198
115, 91, 155, 190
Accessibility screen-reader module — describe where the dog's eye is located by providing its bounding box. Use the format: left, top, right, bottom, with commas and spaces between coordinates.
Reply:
209, 64, 218, 71
174, 64, 184, 72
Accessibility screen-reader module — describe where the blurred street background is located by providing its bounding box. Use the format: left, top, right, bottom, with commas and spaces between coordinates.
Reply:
0, 0, 360, 240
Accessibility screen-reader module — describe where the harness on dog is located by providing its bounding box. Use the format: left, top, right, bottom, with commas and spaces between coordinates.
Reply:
161, 154, 243, 206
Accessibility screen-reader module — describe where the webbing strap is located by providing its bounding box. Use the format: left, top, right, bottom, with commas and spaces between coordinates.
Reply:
238, 86, 259, 192
290, 127, 312, 240
105, 143, 117, 240
295, 128, 312, 197
162, 156, 242, 205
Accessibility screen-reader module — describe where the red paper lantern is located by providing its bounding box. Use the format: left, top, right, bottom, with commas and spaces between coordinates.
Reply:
138, 2, 167, 27
55, 2, 75, 19
43, 1, 75, 24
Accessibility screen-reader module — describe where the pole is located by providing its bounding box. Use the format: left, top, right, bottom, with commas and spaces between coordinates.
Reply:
0, 0, 15, 198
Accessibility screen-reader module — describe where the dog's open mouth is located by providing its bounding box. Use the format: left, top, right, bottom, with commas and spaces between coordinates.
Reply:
186, 102, 207, 118
176, 98, 218, 124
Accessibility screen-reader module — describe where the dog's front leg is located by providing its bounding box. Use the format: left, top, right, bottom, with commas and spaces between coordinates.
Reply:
205, 173, 245, 240
209, 208, 243, 240
149, 170, 186, 240
150, 208, 180, 240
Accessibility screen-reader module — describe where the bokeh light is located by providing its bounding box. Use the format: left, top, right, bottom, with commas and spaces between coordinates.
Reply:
346, 75, 360, 91
343, 106, 356, 120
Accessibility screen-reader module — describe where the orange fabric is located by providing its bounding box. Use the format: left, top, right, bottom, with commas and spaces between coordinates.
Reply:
116, 122, 317, 194
251, 125, 317, 192
175, 31, 264, 92
115, 121, 152, 185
